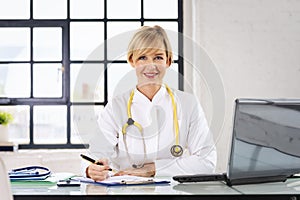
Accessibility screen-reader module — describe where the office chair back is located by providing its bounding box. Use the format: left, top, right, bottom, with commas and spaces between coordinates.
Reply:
0, 157, 13, 200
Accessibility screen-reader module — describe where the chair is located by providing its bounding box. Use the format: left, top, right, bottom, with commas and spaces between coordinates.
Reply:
0, 157, 13, 200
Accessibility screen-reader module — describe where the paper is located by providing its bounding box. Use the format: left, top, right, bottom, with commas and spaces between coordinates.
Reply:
73, 175, 170, 186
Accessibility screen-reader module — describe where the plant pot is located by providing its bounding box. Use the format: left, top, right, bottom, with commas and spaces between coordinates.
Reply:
0, 125, 9, 142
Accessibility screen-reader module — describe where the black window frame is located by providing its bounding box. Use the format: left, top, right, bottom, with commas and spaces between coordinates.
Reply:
0, 0, 183, 149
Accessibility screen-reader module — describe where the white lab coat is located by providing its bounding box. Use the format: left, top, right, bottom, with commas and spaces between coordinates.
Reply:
82, 85, 217, 177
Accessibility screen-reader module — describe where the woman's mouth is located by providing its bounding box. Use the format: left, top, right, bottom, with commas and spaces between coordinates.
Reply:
143, 72, 158, 79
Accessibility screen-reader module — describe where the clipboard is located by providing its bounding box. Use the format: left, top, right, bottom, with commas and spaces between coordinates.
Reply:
73, 175, 170, 186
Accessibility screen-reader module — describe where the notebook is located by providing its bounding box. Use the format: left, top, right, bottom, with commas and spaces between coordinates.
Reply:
173, 99, 300, 186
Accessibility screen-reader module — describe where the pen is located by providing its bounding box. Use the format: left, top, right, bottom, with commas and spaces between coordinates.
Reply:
80, 154, 112, 171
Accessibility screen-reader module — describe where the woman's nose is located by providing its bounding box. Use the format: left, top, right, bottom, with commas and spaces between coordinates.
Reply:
145, 63, 156, 69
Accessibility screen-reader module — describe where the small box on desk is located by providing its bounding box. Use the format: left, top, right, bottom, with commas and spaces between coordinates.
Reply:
0, 142, 18, 151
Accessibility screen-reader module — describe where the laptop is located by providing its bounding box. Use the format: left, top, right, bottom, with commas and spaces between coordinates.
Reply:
173, 98, 300, 186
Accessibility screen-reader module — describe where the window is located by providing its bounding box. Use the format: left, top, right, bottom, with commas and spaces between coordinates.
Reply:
0, 0, 183, 149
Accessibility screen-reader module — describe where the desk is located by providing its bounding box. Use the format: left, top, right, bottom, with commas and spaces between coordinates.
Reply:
12, 177, 300, 200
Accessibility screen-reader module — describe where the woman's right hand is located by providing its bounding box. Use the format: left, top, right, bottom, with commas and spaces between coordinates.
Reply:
86, 158, 111, 181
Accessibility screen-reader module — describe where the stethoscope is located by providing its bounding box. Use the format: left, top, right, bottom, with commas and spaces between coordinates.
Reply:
121, 84, 183, 168
8, 166, 51, 180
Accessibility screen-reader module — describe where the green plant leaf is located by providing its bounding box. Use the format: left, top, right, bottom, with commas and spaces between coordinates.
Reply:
0, 111, 14, 126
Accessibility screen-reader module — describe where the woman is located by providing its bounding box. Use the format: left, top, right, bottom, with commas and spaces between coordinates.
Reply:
83, 25, 217, 181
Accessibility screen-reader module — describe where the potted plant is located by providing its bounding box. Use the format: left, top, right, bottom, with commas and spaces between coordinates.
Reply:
0, 111, 14, 142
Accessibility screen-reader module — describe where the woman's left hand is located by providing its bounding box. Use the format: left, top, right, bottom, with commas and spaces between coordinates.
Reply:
114, 162, 155, 177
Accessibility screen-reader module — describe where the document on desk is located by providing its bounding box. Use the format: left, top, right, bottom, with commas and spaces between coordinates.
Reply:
73, 175, 170, 186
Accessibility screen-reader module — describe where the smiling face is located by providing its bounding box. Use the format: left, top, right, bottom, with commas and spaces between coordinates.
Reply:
127, 26, 173, 89
129, 48, 171, 88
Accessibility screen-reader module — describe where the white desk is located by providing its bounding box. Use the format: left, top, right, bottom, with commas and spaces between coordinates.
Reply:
233, 177, 300, 195
12, 177, 300, 200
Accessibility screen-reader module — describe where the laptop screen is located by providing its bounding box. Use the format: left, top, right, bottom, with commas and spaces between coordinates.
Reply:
228, 99, 300, 181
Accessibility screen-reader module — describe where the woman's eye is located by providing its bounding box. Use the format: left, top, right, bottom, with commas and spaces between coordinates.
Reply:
155, 56, 164, 60
138, 56, 146, 60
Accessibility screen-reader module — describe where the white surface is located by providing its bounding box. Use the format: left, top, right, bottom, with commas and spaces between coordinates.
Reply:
0, 149, 84, 175
0, 157, 13, 200
184, 0, 300, 173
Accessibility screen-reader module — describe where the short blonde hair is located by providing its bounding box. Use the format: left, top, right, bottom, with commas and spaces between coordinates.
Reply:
127, 25, 173, 65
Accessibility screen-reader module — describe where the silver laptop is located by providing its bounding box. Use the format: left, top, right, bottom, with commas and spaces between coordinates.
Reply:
173, 99, 300, 186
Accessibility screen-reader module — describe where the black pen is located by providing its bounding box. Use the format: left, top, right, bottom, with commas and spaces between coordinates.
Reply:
80, 154, 112, 171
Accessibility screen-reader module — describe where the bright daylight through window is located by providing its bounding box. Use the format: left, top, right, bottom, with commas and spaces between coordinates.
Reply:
0, 0, 183, 149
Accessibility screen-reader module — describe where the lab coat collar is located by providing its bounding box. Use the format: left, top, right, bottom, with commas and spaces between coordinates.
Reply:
133, 84, 167, 104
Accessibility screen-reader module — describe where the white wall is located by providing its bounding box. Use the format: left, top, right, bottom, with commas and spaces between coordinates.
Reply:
0, 149, 85, 175
184, 0, 300, 172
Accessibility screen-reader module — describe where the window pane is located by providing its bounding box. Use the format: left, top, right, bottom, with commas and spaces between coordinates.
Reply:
70, 64, 104, 102
34, 106, 67, 144
107, 63, 135, 100
144, 0, 178, 19
107, 0, 141, 19
71, 105, 103, 144
33, 0, 67, 19
143, 22, 178, 60
0, 0, 30, 19
107, 22, 140, 60
0, 106, 29, 144
33, 64, 63, 98
0, 28, 30, 61
0, 64, 30, 98
33, 28, 62, 61
70, 22, 104, 61
70, 0, 104, 19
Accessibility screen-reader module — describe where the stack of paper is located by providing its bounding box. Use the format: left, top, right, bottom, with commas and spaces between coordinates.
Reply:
10, 172, 76, 186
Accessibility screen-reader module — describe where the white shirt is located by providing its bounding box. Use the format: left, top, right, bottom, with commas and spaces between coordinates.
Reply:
82, 85, 217, 176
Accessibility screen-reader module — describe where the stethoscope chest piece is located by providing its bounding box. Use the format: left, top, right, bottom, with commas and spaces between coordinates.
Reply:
170, 144, 183, 157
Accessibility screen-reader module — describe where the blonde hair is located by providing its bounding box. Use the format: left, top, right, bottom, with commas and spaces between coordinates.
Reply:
127, 25, 173, 65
